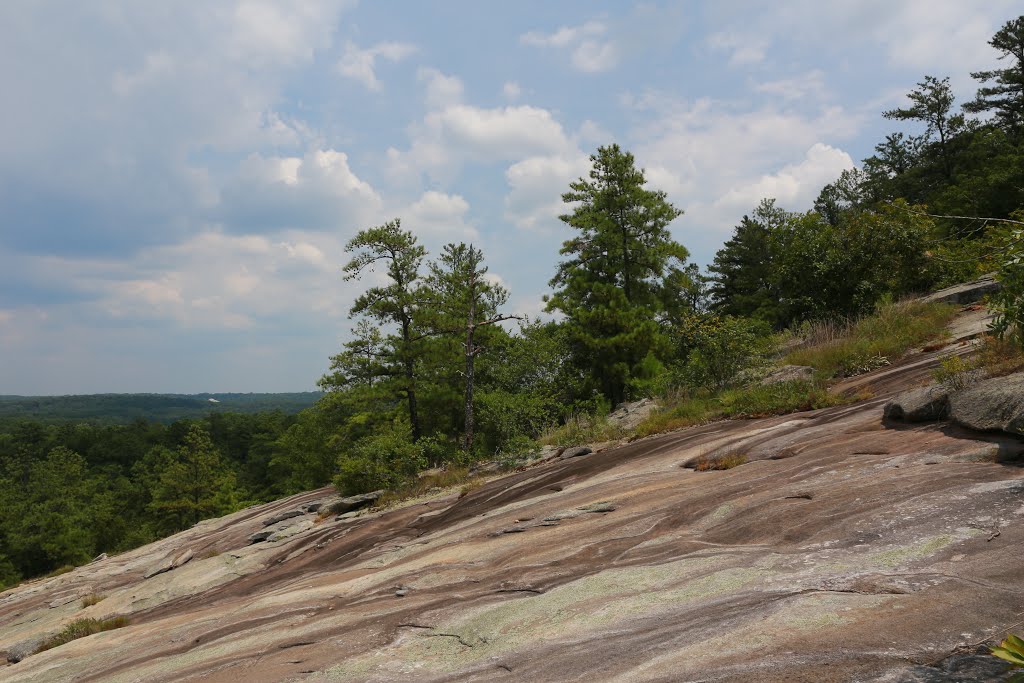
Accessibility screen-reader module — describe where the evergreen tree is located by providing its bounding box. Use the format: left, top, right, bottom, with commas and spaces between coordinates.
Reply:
546, 144, 688, 404
708, 199, 788, 327
148, 425, 237, 534
422, 243, 519, 454
965, 16, 1024, 137
884, 75, 965, 181
334, 220, 428, 441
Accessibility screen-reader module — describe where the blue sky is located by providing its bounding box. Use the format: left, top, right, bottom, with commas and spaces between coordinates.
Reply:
0, 0, 1018, 394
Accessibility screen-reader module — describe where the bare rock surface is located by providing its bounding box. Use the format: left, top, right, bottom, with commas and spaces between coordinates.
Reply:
921, 273, 1000, 305
3, 307, 1024, 683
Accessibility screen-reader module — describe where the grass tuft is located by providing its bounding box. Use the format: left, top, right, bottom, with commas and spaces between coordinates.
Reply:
691, 452, 747, 471
80, 594, 104, 608
539, 413, 625, 447
785, 300, 957, 379
35, 617, 130, 653
375, 466, 485, 509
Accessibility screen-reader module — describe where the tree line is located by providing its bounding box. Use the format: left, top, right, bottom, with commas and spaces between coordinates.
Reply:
2, 15, 1022, 591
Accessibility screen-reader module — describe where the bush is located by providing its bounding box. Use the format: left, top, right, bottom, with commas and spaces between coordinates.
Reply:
671, 314, 776, 390
719, 380, 842, 418
333, 426, 426, 496
932, 355, 981, 391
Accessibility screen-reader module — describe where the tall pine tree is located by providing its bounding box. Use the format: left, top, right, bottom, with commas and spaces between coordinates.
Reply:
547, 144, 688, 404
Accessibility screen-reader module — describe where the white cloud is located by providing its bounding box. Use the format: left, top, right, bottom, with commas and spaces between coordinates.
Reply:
336, 40, 417, 90
402, 190, 478, 243
418, 67, 464, 109
716, 143, 854, 211
504, 152, 590, 231
755, 70, 827, 102
707, 31, 767, 66
502, 81, 522, 101
218, 148, 382, 232
521, 20, 619, 73
390, 103, 575, 181
521, 20, 607, 48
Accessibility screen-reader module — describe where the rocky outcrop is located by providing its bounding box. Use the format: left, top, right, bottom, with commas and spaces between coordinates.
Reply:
884, 386, 950, 422
921, 273, 1000, 305
950, 372, 1024, 436
760, 364, 816, 386
331, 489, 383, 515
606, 398, 657, 430
142, 548, 193, 579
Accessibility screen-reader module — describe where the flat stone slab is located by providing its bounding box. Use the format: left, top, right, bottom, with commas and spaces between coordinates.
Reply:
921, 274, 1000, 305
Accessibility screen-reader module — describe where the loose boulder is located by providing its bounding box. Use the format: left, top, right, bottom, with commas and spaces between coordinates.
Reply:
949, 372, 1024, 436
143, 548, 194, 579
884, 386, 950, 422
559, 446, 592, 460
330, 490, 384, 515
262, 508, 305, 527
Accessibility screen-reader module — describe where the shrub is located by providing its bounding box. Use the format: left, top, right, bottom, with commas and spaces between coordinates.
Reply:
932, 354, 981, 391
333, 426, 426, 496
35, 617, 130, 653
976, 334, 1024, 377
671, 314, 777, 390
719, 380, 842, 418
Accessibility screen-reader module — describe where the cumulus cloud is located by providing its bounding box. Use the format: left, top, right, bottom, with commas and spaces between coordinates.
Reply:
715, 143, 853, 211
336, 40, 417, 90
504, 153, 590, 231
402, 191, 478, 243
217, 148, 383, 233
388, 103, 575, 181
418, 67, 464, 109
521, 20, 619, 73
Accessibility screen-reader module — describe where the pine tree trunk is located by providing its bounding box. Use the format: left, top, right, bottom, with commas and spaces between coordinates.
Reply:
401, 316, 421, 442
464, 276, 476, 455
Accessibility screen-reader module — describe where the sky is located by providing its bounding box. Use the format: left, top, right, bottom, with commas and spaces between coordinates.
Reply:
0, 1, 1018, 395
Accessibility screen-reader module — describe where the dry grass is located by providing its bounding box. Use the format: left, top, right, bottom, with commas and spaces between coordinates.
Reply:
976, 335, 1024, 377
35, 617, 130, 653
375, 466, 485, 509
539, 413, 626, 447
80, 594, 104, 608
785, 300, 957, 379
691, 452, 747, 471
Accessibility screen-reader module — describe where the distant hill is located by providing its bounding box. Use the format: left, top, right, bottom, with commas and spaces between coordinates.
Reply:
0, 392, 323, 424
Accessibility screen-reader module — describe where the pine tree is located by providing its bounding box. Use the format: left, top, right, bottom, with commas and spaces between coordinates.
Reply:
547, 144, 688, 404
965, 16, 1024, 137
422, 244, 519, 454
148, 425, 237, 533
334, 219, 428, 441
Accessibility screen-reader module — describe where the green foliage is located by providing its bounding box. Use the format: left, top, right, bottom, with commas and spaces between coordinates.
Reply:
708, 199, 787, 326
547, 143, 689, 404
35, 617, 131, 653
964, 16, 1024, 135
147, 425, 238, 534
990, 633, 1024, 682
671, 314, 776, 390
990, 218, 1024, 346
932, 355, 981, 391
333, 424, 426, 496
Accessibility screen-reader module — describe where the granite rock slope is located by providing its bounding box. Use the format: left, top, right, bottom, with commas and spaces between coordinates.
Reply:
2, 307, 1023, 682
